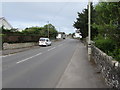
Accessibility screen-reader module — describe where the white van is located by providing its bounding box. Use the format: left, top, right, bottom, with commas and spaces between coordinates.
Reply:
39, 38, 52, 46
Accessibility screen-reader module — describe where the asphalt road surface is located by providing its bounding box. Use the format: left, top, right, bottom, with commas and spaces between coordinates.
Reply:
2, 39, 79, 88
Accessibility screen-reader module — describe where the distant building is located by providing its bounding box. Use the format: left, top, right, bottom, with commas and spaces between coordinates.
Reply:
0, 17, 13, 29
56, 32, 66, 39
73, 29, 82, 38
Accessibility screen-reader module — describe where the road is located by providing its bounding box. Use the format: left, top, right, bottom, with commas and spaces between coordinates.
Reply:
2, 39, 79, 88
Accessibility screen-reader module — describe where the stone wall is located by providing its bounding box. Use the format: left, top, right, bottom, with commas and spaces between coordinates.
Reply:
91, 44, 120, 89
3, 42, 38, 50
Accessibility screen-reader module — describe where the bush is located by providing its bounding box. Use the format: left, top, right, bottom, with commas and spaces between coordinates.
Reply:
94, 35, 115, 54
114, 49, 120, 62
3, 35, 40, 43
94, 35, 120, 62
108, 49, 120, 62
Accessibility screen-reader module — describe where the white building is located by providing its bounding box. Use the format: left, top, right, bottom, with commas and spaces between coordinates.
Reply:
0, 17, 13, 29
56, 32, 66, 39
73, 29, 82, 38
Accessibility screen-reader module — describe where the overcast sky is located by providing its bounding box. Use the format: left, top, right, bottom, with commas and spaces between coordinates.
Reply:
2, 2, 89, 34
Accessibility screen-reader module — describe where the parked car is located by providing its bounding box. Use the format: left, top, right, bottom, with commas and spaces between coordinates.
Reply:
39, 38, 52, 46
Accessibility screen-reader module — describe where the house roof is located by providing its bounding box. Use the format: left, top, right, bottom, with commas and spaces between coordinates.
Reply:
58, 32, 65, 34
0, 17, 13, 29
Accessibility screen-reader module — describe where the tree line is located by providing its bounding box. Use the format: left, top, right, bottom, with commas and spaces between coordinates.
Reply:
1, 24, 58, 39
0, 24, 58, 44
73, 1, 120, 62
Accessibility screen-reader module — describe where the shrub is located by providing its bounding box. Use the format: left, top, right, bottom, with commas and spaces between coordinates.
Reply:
108, 49, 120, 62
94, 35, 115, 54
94, 35, 120, 62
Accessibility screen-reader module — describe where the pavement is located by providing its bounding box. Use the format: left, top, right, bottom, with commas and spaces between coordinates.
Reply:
56, 41, 107, 88
2, 39, 107, 88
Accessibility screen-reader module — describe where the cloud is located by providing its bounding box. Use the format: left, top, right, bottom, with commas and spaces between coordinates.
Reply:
2, 2, 88, 33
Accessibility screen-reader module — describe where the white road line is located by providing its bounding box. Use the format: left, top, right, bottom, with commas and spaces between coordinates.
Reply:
16, 52, 42, 64
1, 54, 15, 58
47, 47, 56, 51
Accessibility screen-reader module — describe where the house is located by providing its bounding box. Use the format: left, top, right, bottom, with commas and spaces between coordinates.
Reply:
0, 17, 13, 29
73, 29, 82, 38
56, 32, 66, 39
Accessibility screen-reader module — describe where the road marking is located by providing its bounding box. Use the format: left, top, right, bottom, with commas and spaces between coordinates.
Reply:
16, 52, 42, 64
47, 47, 56, 51
1, 54, 15, 58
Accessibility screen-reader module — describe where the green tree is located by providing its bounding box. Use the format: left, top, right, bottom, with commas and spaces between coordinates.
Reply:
93, 2, 120, 47
21, 24, 58, 39
42, 24, 58, 39
73, 3, 98, 39
22, 27, 42, 35
72, 33, 75, 38
73, 10, 88, 38
93, 2, 120, 61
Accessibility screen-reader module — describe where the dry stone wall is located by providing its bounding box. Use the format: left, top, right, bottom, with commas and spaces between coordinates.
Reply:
3, 42, 38, 50
91, 44, 120, 89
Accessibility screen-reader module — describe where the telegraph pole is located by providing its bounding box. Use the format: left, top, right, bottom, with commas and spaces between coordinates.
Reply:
59, 27, 60, 32
47, 21, 49, 38
88, 0, 91, 61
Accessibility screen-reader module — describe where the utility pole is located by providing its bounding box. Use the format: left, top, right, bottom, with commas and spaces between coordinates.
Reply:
59, 27, 60, 32
47, 21, 49, 38
88, 0, 91, 61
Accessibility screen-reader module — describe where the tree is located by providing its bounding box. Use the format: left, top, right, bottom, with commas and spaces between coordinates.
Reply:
72, 33, 75, 38
93, 2, 120, 47
73, 10, 88, 38
93, 1, 120, 61
42, 24, 58, 39
21, 24, 58, 39
22, 27, 42, 35
73, 3, 98, 39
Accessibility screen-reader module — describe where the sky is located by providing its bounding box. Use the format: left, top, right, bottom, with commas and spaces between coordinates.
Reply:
1, 2, 89, 34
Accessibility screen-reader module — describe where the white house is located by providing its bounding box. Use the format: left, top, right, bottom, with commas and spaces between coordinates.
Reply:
0, 17, 13, 29
73, 29, 82, 38
56, 32, 66, 39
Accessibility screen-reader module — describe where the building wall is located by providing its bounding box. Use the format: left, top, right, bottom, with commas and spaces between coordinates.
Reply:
74, 33, 82, 38
56, 34, 62, 39
0, 17, 13, 29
